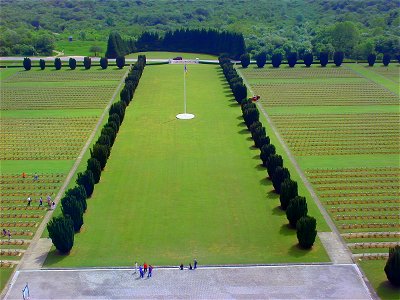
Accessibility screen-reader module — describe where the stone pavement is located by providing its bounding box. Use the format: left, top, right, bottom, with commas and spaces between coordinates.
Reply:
4, 264, 372, 299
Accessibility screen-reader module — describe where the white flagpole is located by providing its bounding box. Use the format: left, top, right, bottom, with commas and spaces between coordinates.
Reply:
184, 64, 187, 114
176, 62, 194, 120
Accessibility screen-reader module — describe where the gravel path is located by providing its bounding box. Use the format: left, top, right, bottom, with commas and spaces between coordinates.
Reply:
4, 264, 373, 300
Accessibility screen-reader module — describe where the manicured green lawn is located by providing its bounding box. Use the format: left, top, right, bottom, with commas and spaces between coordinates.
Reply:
126, 51, 217, 60
44, 64, 329, 268
0, 267, 15, 292
359, 260, 400, 300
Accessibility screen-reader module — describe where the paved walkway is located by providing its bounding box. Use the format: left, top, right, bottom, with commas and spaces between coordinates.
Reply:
4, 264, 372, 300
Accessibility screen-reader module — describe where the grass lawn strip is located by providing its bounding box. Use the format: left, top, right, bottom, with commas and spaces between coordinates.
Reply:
44, 64, 329, 268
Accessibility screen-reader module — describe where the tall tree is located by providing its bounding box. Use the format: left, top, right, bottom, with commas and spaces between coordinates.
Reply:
23, 57, 31, 70
280, 179, 298, 210
100, 57, 108, 69
287, 52, 297, 68
271, 167, 290, 194
76, 170, 95, 197
286, 196, 308, 228
385, 245, 400, 287
39, 59, 46, 70
83, 56, 91, 69
47, 216, 74, 254
333, 51, 344, 67
303, 53, 313, 67
271, 53, 282, 68
367, 53, 376, 66
69, 58, 76, 70
383, 54, 391, 66
116, 56, 125, 69
61, 195, 84, 232
240, 53, 250, 68
54, 57, 62, 70
319, 52, 329, 67
296, 216, 317, 249
330, 21, 359, 55
255, 52, 267, 68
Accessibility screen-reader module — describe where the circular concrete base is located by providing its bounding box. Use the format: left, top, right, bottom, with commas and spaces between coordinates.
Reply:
176, 113, 195, 120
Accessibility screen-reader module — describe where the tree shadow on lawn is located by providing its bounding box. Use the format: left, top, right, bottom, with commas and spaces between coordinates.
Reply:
44, 248, 73, 267
255, 164, 265, 172
237, 122, 246, 128
228, 102, 239, 107
238, 128, 248, 135
288, 244, 310, 258
376, 280, 400, 298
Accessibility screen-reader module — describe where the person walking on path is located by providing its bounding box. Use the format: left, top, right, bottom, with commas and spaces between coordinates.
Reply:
27, 196, 31, 207
194, 258, 197, 269
180, 263, 184, 270
47, 195, 52, 207
7, 230, 11, 241
189, 263, 193, 270
143, 262, 148, 274
134, 261, 138, 274
139, 266, 144, 278
147, 265, 153, 278
39, 197, 43, 207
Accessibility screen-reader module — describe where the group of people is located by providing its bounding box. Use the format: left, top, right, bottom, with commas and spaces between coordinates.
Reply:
2, 229, 11, 241
27, 195, 55, 210
180, 259, 198, 270
135, 262, 153, 278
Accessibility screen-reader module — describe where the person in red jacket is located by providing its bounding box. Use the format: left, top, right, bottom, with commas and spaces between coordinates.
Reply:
143, 262, 148, 274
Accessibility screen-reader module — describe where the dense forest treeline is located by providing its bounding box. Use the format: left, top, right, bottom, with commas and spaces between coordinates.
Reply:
0, 0, 398, 58
106, 29, 245, 59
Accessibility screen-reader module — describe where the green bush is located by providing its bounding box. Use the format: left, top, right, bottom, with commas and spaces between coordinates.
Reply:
65, 185, 87, 212
54, 57, 62, 70
101, 126, 116, 147
83, 56, 91, 69
68, 57, 76, 70
280, 179, 298, 210
271, 166, 290, 194
39, 59, 46, 70
76, 170, 95, 197
109, 101, 126, 122
61, 195, 84, 232
240, 53, 250, 68
260, 144, 276, 167
385, 245, 400, 287
100, 57, 108, 69
23, 57, 31, 70
286, 196, 308, 228
116, 56, 125, 69
266, 154, 283, 178
108, 113, 121, 127
296, 216, 317, 249
47, 216, 74, 254
90, 143, 109, 169
87, 158, 102, 184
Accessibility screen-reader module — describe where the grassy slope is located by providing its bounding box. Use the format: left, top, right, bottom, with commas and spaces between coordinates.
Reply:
44, 64, 329, 268
54, 40, 107, 57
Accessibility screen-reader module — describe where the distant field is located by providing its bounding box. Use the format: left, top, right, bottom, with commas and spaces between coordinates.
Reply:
240, 63, 400, 299
0, 66, 125, 291
54, 40, 107, 57
44, 64, 329, 268
126, 51, 217, 59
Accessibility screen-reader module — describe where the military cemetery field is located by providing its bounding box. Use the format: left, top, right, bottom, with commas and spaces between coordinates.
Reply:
240, 63, 400, 299
0, 66, 126, 290
43, 64, 330, 268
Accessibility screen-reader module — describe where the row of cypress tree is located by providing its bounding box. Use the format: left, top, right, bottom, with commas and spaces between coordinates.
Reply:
241, 52, 395, 68
219, 56, 317, 249
47, 56, 147, 254
23, 56, 127, 70
106, 29, 246, 59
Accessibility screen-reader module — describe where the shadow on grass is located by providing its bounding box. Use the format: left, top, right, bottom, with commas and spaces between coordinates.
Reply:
288, 243, 310, 258
252, 154, 260, 160
376, 281, 400, 299
272, 206, 285, 216
44, 248, 70, 267
237, 122, 246, 128
255, 164, 265, 172
228, 102, 238, 107
246, 136, 253, 141
279, 223, 295, 237
238, 128, 248, 135
236, 116, 243, 120
260, 177, 272, 186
